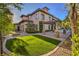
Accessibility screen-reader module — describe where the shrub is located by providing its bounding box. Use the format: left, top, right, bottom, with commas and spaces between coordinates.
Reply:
71, 34, 79, 56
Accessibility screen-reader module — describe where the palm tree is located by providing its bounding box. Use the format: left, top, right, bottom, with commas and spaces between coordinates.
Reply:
0, 3, 23, 55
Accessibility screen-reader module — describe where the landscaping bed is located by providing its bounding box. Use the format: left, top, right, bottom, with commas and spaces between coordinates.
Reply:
6, 35, 61, 56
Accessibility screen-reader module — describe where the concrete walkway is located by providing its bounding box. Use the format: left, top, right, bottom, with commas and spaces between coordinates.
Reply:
39, 31, 71, 41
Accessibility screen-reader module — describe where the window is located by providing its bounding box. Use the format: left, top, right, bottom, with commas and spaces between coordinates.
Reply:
41, 14, 45, 20
49, 16, 51, 20
52, 18, 55, 20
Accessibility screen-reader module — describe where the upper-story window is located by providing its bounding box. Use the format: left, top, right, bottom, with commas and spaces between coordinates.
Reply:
49, 16, 51, 20
41, 14, 45, 20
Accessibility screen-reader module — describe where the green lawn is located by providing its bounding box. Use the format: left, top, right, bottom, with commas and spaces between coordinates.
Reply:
6, 35, 61, 56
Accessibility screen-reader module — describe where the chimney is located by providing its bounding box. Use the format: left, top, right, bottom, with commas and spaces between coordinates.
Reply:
42, 7, 49, 13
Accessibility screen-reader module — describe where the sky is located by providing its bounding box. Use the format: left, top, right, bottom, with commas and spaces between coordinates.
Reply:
12, 3, 68, 23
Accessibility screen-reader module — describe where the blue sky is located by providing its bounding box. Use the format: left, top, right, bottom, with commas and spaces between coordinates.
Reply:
12, 3, 68, 23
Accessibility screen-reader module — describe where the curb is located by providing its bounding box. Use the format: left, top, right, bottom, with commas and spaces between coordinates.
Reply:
3, 36, 14, 55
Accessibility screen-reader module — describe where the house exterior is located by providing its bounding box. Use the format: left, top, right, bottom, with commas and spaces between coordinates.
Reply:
16, 7, 60, 32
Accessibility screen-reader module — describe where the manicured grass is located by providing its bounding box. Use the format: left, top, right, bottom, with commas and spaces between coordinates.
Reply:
6, 35, 61, 56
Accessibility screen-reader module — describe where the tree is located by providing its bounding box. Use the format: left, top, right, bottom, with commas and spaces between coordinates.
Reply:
0, 3, 23, 55
62, 16, 71, 30
66, 3, 79, 56
68, 4, 78, 35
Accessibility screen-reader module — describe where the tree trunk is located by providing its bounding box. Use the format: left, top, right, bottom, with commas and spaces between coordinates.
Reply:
70, 3, 78, 35
0, 32, 3, 56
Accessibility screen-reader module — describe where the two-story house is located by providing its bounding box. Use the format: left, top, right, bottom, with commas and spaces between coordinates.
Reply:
16, 7, 60, 32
